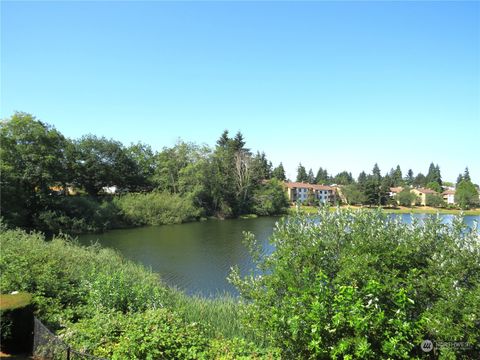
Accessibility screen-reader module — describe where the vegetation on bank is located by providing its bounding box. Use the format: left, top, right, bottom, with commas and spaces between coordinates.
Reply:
0, 113, 289, 235
0, 226, 273, 359
231, 208, 480, 359
292, 205, 480, 216
2, 209, 479, 358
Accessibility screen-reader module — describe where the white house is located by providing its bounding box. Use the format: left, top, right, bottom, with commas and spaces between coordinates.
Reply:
285, 182, 336, 204
442, 189, 455, 204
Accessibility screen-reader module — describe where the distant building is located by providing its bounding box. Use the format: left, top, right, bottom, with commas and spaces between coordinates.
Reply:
101, 186, 118, 194
49, 185, 76, 196
411, 188, 437, 206
442, 189, 456, 205
389, 187, 403, 198
284, 182, 336, 204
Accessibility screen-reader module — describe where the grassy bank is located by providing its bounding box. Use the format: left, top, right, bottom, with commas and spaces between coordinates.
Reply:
0, 227, 271, 359
291, 205, 480, 216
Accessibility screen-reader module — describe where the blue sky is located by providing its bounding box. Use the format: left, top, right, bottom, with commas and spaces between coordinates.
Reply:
1, 1, 479, 182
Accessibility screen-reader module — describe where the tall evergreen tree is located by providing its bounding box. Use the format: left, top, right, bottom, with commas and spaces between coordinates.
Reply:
296, 163, 308, 182
333, 171, 354, 185
372, 163, 382, 181
357, 171, 367, 186
272, 163, 286, 181
315, 167, 329, 184
392, 165, 403, 186
426, 162, 442, 186
405, 169, 414, 186
435, 165, 442, 186
216, 130, 230, 147
456, 173, 463, 186
413, 173, 426, 188
232, 131, 247, 151
307, 169, 315, 184
251, 151, 272, 181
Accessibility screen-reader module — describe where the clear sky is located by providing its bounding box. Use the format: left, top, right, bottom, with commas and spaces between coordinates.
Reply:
1, 1, 479, 183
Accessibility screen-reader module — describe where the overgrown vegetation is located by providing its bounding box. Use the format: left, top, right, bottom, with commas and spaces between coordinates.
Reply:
0, 226, 273, 358
1, 209, 479, 358
0, 112, 289, 234
230, 208, 480, 359
113, 192, 202, 226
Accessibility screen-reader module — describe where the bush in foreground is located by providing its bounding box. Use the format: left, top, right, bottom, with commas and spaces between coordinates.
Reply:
230, 208, 480, 359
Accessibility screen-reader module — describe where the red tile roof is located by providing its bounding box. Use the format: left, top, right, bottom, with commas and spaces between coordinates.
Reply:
416, 188, 437, 194
284, 182, 335, 191
390, 187, 403, 193
442, 189, 455, 195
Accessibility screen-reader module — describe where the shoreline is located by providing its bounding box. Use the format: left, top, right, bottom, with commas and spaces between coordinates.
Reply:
290, 205, 480, 216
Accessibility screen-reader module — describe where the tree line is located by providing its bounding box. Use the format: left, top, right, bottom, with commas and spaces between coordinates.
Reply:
294, 162, 479, 209
1, 112, 478, 235
0, 112, 289, 233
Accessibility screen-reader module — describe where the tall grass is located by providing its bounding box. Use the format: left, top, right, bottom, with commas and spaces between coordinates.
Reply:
0, 226, 251, 343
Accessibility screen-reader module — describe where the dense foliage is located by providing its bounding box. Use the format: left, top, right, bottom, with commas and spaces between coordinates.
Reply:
1, 113, 287, 234
455, 180, 480, 210
0, 226, 274, 358
113, 192, 202, 226
396, 188, 418, 207
231, 209, 480, 359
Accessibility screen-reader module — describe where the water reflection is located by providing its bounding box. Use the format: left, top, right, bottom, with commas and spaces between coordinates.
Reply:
78, 214, 479, 296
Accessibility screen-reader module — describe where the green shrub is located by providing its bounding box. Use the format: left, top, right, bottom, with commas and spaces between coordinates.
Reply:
113, 192, 202, 225
61, 309, 210, 359
252, 179, 290, 216
396, 188, 417, 207
425, 193, 445, 208
0, 228, 167, 327
230, 209, 480, 359
33, 196, 124, 234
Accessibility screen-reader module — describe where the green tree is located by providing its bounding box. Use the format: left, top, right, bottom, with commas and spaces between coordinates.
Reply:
307, 169, 315, 184
396, 188, 417, 207
413, 173, 426, 188
251, 179, 289, 215
126, 142, 156, 191
372, 163, 382, 181
391, 165, 403, 186
205, 130, 255, 217
333, 171, 353, 185
404, 169, 414, 186
426, 162, 442, 187
455, 180, 479, 209
296, 163, 308, 182
315, 167, 329, 184
364, 168, 388, 206
456, 167, 471, 186
74, 135, 137, 196
425, 193, 445, 208
0, 112, 69, 227
231, 210, 480, 359
426, 181, 442, 193
251, 151, 272, 182
272, 163, 286, 181
341, 184, 366, 205
357, 171, 367, 187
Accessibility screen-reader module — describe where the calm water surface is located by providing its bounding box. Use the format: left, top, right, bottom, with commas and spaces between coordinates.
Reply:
78, 214, 479, 296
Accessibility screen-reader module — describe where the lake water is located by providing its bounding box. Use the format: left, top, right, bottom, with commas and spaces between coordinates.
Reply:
78, 214, 479, 296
